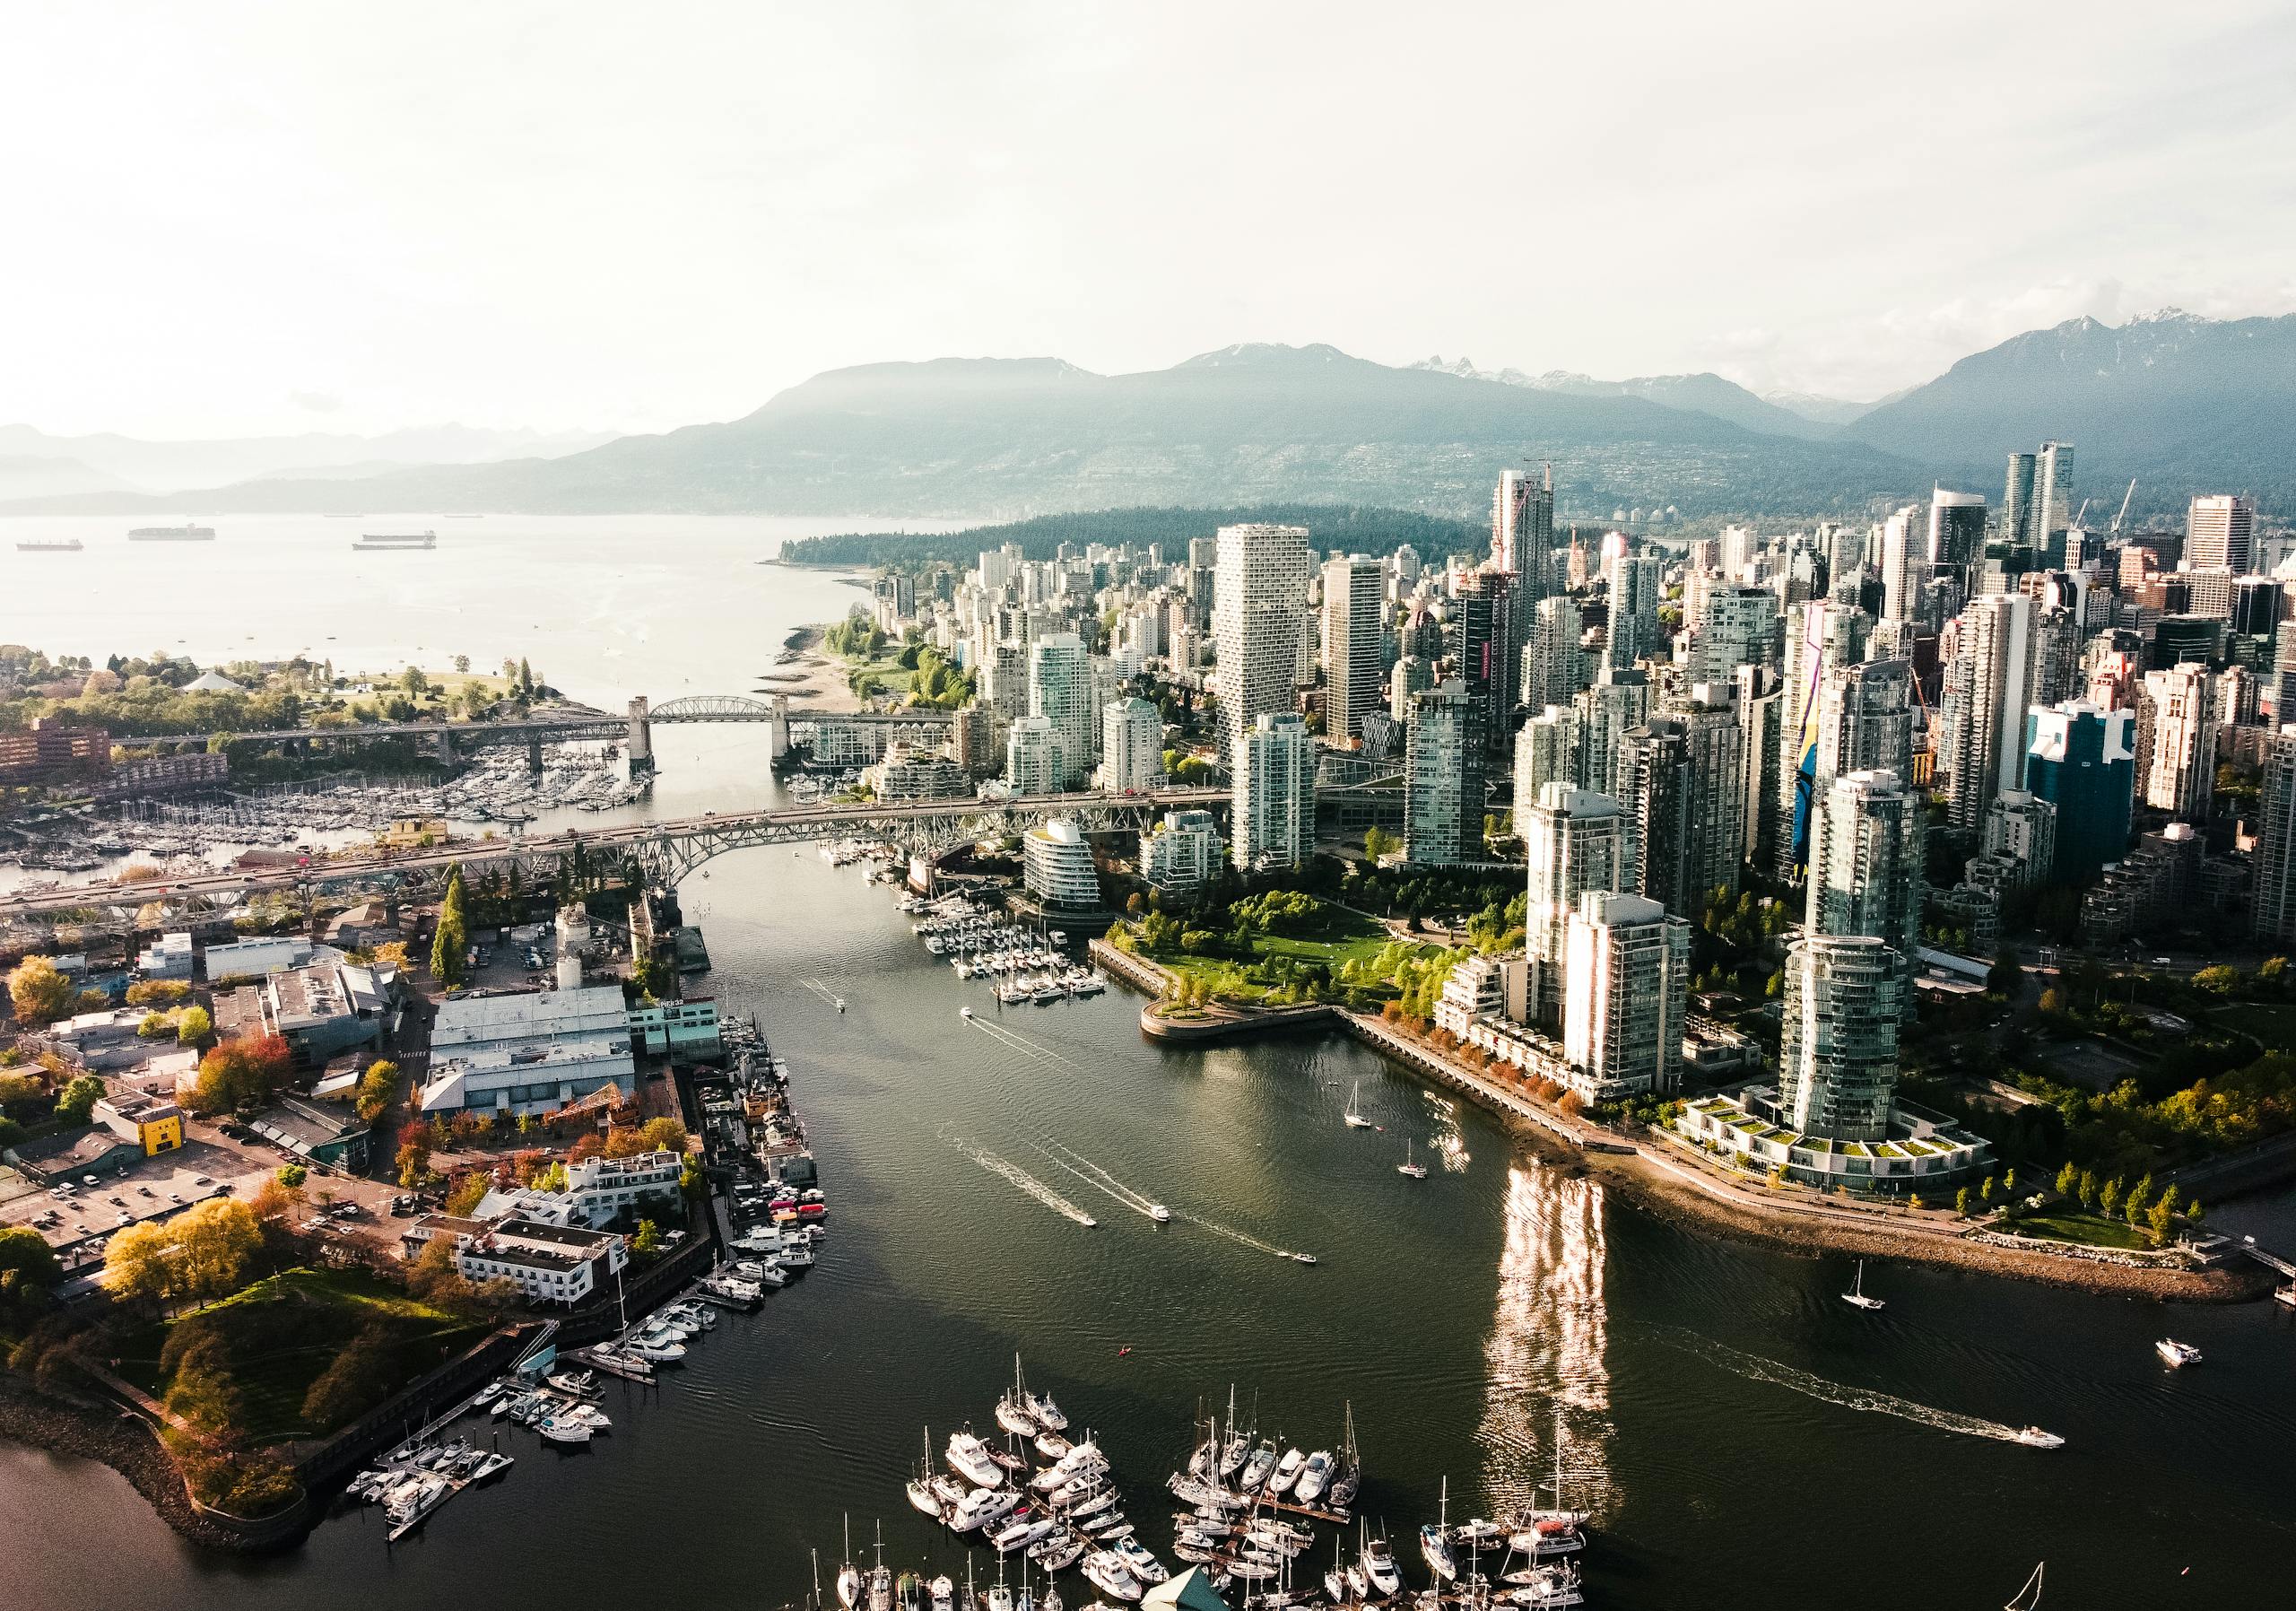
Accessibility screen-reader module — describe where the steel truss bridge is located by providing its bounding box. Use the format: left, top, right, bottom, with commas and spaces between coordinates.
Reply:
0, 787, 1229, 930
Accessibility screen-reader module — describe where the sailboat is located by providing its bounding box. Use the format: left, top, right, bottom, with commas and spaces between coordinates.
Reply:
997, 1355, 1041, 1437
1420, 1476, 1457, 1582
1326, 1403, 1361, 1511
1397, 1140, 1428, 1180
837, 1517, 863, 1609
2005, 1562, 2044, 1610
909, 1426, 944, 1516
1344, 1082, 1372, 1128
1842, 1259, 1885, 1311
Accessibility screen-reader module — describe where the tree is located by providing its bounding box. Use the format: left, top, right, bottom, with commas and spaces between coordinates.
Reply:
1363, 825, 1396, 862
54, 1074, 105, 1124
188, 1035, 292, 1115
2190, 964, 2239, 997
2003, 1167, 2017, 1197
1987, 945, 2024, 999
0, 1225, 63, 1310
2055, 1161, 2078, 1197
430, 906, 467, 988
517, 657, 534, 696
354, 1058, 398, 1122
2145, 1196, 2177, 1242
7, 957, 76, 1026
639, 1117, 688, 1155
2099, 1176, 2125, 1216
396, 1121, 436, 1189
444, 1173, 492, 1216
1955, 1186, 1973, 1217
2075, 1168, 2098, 1210
631, 1219, 662, 1257
176, 1005, 212, 1045
2124, 1173, 2153, 1225
300, 1323, 395, 1428
274, 1163, 307, 1189
1979, 1174, 1996, 1205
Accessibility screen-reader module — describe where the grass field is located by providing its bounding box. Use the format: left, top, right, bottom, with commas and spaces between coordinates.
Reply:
1145, 906, 1439, 1003
2213, 1001, 2296, 1051
2004, 1210, 2153, 1251
117, 1267, 486, 1444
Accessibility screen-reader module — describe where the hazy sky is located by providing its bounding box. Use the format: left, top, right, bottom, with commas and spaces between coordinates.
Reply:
6, 1, 2293, 439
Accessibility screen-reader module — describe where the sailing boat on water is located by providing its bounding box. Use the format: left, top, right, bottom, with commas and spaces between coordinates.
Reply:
1842, 1259, 1885, 1311
1326, 1402, 1361, 1511
2005, 1562, 2044, 1610
1397, 1140, 1428, 1179
1344, 1081, 1372, 1128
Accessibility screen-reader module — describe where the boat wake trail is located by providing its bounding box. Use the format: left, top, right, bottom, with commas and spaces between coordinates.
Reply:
1030, 1139, 1167, 1222
799, 979, 844, 1009
1173, 1209, 1302, 1262
1648, 1328, 2033, 1444
967, 1015, 1079, 1071
945, 1131, 1098, 1228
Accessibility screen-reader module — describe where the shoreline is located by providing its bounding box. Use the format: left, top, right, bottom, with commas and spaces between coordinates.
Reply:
0, 1379, 280, 1554
1095, 942, 2269, 1303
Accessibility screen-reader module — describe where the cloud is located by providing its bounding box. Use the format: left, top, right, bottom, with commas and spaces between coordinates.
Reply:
290, 389, 343, 414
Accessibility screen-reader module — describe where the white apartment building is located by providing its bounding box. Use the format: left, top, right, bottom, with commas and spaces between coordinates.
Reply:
1561, 891, 1690, 1099
406, 1213, 628, 1307
1233, 711, 1316, 873
1141, 809, 1224, 901
1212, 524, 1313, 766
1779, 935, 1903, 1142
1939, 592, 2036, 831
1005, 715, 1064, 795
1320, 554, 1385, 745
1028, 632, 1093, 789
1023, 818, 1100, 911
1521, 783, 1625, 1025
1098, 697, 1162, 793
2139, 662, 2216, 820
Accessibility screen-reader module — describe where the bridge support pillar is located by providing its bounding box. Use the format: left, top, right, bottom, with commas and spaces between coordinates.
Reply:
627, 696, 654, 772
770, 693, 789, 762
527, 732, 544, 772
433, 728, 454, 763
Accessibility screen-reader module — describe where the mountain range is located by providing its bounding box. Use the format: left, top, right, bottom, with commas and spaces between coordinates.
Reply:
4, 311, 2287, 523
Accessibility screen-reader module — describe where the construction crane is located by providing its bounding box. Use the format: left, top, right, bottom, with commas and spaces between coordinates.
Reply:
2110, 478, 2137, 535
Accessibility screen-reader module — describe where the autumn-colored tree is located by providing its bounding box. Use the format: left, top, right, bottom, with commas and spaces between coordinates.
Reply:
6, 957, 76, 1026
639, 1117, 689, 1154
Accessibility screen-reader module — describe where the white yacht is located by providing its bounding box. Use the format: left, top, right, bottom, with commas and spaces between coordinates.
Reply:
1842, 1259, 1885, 1311
1267, 1446, 1308, 1495
2155, 1337, 2202, 1367
1398, 1140, 1428, 1179
1293, 1450, 1335, 1504
2013, 1426, 2065, 1449
948, 1428, 1007, 1487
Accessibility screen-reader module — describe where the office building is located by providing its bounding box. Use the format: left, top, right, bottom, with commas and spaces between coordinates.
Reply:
1213, 523, 1313, 765
1403, 683, 1483, 865
1778, 936, 1903, 1142
2002, 452, 2037, 547
1451, 566, 1518, 755
1027, 632, 1092, 789
1618, 695, 1744, 916
2023, 701, 2136, 883
1023, 818, 1100, 912
1233, 711, 1316, 872
2138, 663, 2216, 820
1939, 592, 2036, 830
1141, 809, 1224, 902
1576, 666, 1650, 799
1320, 554, 1386, 745
1806, 770, 1925, 1007
1522, 783, 1626, 1024
1928, 487, 1987, 571
1005, 715, 1064, 795
1099, 697, 1162, 792
1879, 506, 1921, 624
1561, 892, 1690, 1099
2187, 494, 2257, 573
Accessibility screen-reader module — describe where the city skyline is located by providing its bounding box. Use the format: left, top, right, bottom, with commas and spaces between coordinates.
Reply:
4, 2, 2294, 439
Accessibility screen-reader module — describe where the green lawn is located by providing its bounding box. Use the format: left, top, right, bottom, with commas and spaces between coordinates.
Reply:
116, 1267, 487, 1444
2213, 1001, 2296, 1051
2004, 1210, 2153, 1251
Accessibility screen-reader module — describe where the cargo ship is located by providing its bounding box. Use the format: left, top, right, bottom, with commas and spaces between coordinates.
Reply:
127, 523, 215, 540
15, 538, 84, 552
354, 530, 438, 551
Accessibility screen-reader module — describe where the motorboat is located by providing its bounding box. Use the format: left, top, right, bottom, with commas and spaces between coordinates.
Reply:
1027, 1389, 1069, 1432
1362, 1536, 1403, 1597
537, 1415, 593, 1446
2012, 1426, 2065, 1449
1453, 1520, 1505, 1550
994, 1511, 1055, 1553
948, 1428, 1007, 1487
1293, 1450, 1334, 1504
1082, 1552, 1144, 1603
1267, 1447, 1308, 1495
1841, 1259, 1885, 1311
1062, 1485, 1118, 1521
1238, 1439, 1279, 1493
1031, 1528, 1088, 1572
1149, 1204, 1172, 1223
952, 1485, 1022, 1533
1035, 1432, 1074, 1462
1111, 1536, 1169, 1585
2155, 1337, 2202, 1368
931, 1474, 970, 1510
928, 1577, 955, 1611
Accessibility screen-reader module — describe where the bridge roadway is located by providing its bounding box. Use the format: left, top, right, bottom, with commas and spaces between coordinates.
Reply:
109, 697, 941, 750
0, 786, 1230, 922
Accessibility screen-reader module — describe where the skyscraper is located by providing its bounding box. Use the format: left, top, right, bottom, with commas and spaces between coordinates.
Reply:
1518, 596, 1586, 713
1879, 506, 1921, 624
1575, 665, 1649, 799
2187, 494, 2257, 573
1522, 782, 1626, 1025
1403, 682, 1483, 865
2033, 441, 2076, 565
1319, 553, 1385, 745
1928, 487, 1987, 571
2138, 663, 2216, 820
2002, 452, 2038, 547
1213, 523, 1312, 767
1514, 703, 1582, 803
1492, 464, 1555, 594
1618, 694, 1744, 917
2254, 730, 2296, 945
1005, 715, 1063, 795
1027, 631, 1092, 789
1779, 936, 1903, 1142
1939, 592, 2036, 831
1813, 657, 1916, 788
1806, 770, 1925, 1008
1606, 554, 1664, 668
2024, 700, 2135, 884
1562, 891, 1690, 1098
1232, 711, 1316, 872
1098, 697, 1162, 793
1450, 567, 1518, 758
1682, 584, 1779, 687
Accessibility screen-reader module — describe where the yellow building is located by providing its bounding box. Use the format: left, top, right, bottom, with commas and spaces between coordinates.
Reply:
92, 1093, 185, 1155
378, 817, 449, 849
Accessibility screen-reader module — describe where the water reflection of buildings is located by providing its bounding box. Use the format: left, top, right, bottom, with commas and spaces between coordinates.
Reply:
1424, 1091, 1472, 1171
1476, 1161, 1613, 1520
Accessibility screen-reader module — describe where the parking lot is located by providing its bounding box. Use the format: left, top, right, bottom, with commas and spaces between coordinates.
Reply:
0, 1136, 278, 1276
